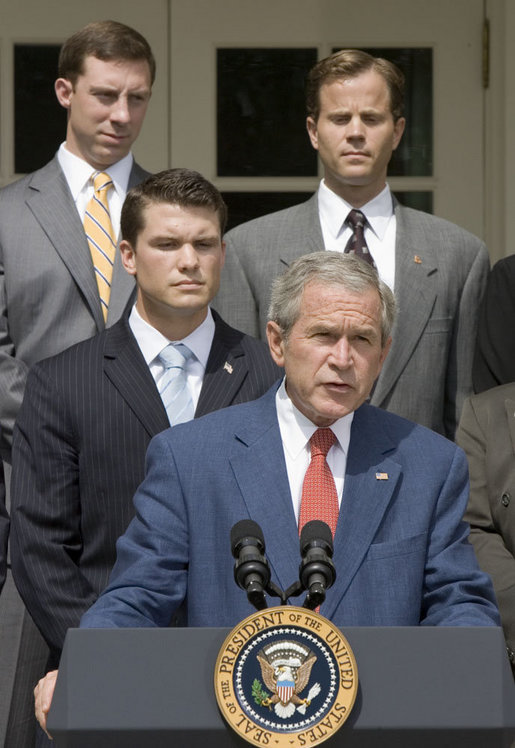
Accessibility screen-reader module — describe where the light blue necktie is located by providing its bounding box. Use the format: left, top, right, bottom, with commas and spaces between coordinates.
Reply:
157, 343, 195, 426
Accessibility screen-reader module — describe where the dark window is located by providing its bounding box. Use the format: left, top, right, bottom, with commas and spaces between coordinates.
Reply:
15, 44, 66, 173
217, 48, 317, 177
222, 191, 313, 230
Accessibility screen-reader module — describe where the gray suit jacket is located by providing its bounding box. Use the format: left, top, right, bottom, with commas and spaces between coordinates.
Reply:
213, 194, 489, 438
456, 383, 515, 666
0, 155, 149, 455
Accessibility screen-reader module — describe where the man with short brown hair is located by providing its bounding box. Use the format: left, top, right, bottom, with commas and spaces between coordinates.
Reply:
11, 167, 280, 679
0, 20, 155, 454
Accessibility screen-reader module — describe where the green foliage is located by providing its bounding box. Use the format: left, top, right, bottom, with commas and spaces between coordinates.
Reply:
252, 678, 270, 706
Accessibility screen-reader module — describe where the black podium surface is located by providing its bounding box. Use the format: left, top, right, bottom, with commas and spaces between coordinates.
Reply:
48, 626, 515, 747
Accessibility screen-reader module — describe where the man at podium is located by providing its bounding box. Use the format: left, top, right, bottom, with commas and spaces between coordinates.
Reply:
35, 252, 499, 736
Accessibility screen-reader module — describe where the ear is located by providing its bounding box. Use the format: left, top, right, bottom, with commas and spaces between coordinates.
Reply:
120, 240, 137, 276
266, 321, 286, 368
54, 78, 74, 109
306, 116, 319, 150
220, 239, 226, 269
392, 117, 405, 151
379, 336, 392, 368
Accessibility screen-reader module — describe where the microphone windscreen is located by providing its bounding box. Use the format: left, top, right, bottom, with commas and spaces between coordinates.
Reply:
230, 519, 265, 554
300, 520, 333, 553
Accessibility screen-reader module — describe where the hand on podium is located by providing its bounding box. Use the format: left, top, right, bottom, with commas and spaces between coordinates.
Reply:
34, 669, 58, 739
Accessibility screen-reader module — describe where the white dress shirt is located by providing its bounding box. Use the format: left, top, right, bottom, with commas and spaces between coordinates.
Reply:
57, 143, 134, 238
317, 180, 397, 291
275, 378, 354, 523
128, 305, 215, 409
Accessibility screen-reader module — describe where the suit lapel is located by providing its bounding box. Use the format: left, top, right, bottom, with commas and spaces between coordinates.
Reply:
103, 318, 170, 437
278, 194, 325, 267
323, 406, 401, 619
228, 388, 300, 596
26, 159, 105, 331
372, 203, 438, 406
196, 313, 249, 416
26, 159, 148, 331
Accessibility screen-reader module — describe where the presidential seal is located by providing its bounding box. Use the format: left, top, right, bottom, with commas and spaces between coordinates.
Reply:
214, 606, 358, 747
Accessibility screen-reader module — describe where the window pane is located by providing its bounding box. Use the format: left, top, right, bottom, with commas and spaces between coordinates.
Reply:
394, 191, 433, 213
15, 44, 66, 173
217, 48, 317, 177
223, 191, 313, 230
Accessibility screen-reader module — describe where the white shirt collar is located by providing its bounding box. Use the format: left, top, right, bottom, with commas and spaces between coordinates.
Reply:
57, 143, 134, 201
317, 180, 394, 242
275, 377, 354, 461
128, 304, 215, 370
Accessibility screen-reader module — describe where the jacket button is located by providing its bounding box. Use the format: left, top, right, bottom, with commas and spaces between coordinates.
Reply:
501, 493, 511, 507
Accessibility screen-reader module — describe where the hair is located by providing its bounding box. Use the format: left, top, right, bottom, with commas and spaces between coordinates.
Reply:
121, 168, 228, 246
58, 20, 156, 86
306, 49, 404, 122
268, 252, 396, 347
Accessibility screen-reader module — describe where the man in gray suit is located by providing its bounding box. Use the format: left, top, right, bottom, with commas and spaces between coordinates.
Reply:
214, 49, 489, 440
0, 21, 155, 746
0, 20, 155, 456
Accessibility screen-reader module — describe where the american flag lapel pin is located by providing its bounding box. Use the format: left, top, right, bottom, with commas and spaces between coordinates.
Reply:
223, 361, 233, 374
375, 472, 389, 480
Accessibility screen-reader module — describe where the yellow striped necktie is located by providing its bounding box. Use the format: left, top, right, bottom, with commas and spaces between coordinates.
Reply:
84, 171, 117, 322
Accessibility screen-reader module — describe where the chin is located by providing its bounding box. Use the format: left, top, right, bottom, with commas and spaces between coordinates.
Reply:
313, 407, 352, 426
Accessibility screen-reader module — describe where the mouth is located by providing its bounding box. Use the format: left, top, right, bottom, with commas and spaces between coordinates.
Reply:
324, 381, 352, 393
174, 279, 204, 288
101, 132, 129, 143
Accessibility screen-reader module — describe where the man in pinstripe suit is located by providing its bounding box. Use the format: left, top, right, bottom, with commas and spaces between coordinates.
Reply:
9, 169, 280, 706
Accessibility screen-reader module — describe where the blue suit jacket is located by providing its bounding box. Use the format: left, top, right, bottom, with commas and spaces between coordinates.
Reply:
81, 385, 500, 629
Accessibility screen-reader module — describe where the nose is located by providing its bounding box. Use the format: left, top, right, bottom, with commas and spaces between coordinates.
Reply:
346, 115, 365, 140
177, 243, 200, 270
111, 96, 130, 124
330, 338, 353, 369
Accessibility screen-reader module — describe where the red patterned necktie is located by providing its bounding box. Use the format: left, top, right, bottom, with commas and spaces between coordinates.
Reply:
299, 428, 339, 538
344, 209, 375, 267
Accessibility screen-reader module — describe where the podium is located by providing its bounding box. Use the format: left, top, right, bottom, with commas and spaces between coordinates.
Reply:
48, 626, 515, 747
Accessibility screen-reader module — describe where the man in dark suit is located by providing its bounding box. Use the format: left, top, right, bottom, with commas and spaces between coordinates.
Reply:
35, 252, 499, 737
473, 255, 515, 393
213, 49, 489, 440
0, 21, 156, 745
12, 168, 280, 742
457, 383, 515, 672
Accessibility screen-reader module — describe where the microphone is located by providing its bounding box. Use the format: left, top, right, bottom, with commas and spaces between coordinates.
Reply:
299, 520, 336, 610
231, 520, 271, 610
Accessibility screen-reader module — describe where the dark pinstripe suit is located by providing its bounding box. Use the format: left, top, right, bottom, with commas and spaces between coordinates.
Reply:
10, 310, 281, 668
